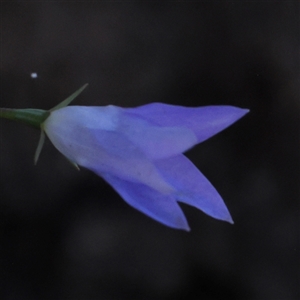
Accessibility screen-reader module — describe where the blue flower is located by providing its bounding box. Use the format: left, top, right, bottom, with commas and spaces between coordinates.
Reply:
43, 103, 249, 230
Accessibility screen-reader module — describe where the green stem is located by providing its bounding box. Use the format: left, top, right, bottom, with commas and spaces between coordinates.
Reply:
0, 108, 50, 129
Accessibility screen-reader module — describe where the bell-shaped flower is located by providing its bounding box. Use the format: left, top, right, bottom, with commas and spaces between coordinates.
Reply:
0, 85, 249, 231
43, 102, 249, 230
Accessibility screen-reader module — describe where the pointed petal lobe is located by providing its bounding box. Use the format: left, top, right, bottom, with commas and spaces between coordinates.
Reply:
155, 155, 233, 223
125, 103, 249, 143
100, 173, 190, 231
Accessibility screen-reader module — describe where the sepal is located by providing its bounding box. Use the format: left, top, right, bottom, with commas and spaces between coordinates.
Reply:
34, 130, 46, 164
65, 158, 80, 170
50, 84, 88, 111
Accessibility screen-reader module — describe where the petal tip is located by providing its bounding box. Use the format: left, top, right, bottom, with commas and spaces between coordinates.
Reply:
241, 108, 250, 116
173, 217, 191, 231
224, 214, 234, 224
183, 224, 191, 232
231, 107, 250, 120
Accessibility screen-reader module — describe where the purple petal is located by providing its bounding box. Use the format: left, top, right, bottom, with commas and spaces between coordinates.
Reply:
45, 107, 174, 193
155, 155, 233, 223
118, 112, 197, 159
100, 172, 190, 231
125, 103, 249, 143
46, 105, 198, 161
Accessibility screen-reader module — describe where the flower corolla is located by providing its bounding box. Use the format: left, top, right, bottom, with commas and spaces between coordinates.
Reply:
43, 102, 249, 230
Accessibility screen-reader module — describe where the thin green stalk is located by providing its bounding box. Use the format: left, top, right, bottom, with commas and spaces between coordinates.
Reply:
0, 108, 49, 129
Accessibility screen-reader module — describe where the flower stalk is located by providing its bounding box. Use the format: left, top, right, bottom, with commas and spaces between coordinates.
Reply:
0, 108, 49, 129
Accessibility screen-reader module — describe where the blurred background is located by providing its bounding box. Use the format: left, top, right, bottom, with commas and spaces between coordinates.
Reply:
1, 2, 299, 300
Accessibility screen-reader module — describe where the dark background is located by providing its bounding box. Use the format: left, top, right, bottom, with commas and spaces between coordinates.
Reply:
1, 2, 299, 300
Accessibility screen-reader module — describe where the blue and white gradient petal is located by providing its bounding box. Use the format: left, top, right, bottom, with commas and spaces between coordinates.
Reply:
43, 103, 249, 230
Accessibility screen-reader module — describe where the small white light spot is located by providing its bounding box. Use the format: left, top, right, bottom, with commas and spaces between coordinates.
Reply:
31, 73, 38, 78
